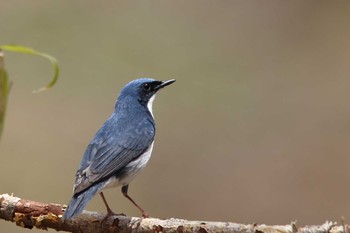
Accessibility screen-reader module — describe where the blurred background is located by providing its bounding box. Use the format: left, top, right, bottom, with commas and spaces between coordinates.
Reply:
1, 1, 350, 232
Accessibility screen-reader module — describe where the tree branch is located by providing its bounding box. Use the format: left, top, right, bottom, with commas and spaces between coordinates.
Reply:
0, 193, 348, 233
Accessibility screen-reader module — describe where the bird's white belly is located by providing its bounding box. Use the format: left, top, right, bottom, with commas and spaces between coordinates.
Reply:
103, 142, 154, 189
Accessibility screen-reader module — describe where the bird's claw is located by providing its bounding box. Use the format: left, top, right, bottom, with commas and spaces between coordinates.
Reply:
101, 212, 126, 226
142, 211, 149, 218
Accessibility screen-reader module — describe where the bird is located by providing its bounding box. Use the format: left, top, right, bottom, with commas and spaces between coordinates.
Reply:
62, 78, 175, 220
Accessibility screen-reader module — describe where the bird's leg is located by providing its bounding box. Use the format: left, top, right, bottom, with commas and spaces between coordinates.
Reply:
99, 192, 125, 226
99, 192, 115, 216
121, 185, 149, 218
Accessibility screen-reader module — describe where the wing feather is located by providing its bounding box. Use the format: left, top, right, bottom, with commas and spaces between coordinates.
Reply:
73, 114, 155, 194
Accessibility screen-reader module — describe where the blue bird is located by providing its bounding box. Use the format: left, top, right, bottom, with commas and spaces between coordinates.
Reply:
62, 78, 175, 220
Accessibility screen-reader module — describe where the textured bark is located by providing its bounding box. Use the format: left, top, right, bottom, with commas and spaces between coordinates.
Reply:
0, 193, 348, 233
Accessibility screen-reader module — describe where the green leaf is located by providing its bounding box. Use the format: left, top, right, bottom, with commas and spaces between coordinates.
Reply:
0, 45, 59, 140
0, 51, 10, 139
0, 44, 59, 93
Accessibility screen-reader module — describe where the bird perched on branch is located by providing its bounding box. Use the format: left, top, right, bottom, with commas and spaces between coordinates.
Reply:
62, 78, 175, 220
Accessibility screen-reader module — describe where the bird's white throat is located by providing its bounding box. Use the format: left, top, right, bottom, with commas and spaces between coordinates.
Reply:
147, 95, 156, 117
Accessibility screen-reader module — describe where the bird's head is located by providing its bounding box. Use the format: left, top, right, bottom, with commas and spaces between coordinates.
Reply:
116, 78, 176, 115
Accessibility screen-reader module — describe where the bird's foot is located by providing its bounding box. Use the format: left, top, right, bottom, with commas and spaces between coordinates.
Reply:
142, 211, 149, 218
101, 212, 126, 226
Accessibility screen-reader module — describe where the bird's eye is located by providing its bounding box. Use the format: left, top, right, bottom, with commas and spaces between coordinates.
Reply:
143, 83, 151, 91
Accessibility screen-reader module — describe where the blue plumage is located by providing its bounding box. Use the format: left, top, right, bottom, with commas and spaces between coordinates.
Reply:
62, 78, 175, 220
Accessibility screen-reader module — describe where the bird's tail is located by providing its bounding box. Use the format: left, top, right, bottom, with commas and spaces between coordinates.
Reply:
62, 182, 105, 220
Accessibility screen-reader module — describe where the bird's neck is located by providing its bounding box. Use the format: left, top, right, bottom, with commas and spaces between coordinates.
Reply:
115, 96, 155, 120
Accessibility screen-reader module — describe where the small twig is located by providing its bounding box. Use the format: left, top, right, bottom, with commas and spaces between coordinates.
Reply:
291, 220, 298, 233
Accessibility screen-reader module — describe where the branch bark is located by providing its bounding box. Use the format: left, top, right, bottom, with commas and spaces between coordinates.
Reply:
0, 193, 348, 233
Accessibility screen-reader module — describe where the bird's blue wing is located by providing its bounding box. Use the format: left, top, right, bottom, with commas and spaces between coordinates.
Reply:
73, 115, 155, 194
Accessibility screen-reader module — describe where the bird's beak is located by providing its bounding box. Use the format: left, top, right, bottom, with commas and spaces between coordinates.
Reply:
154, 79, 176, 91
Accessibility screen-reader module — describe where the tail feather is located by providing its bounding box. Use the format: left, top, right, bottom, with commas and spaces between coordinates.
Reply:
62, 182, 104, 220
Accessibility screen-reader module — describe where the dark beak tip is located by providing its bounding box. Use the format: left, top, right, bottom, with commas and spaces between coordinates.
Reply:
155, 79, 176, 90
165, 79, 176, 85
